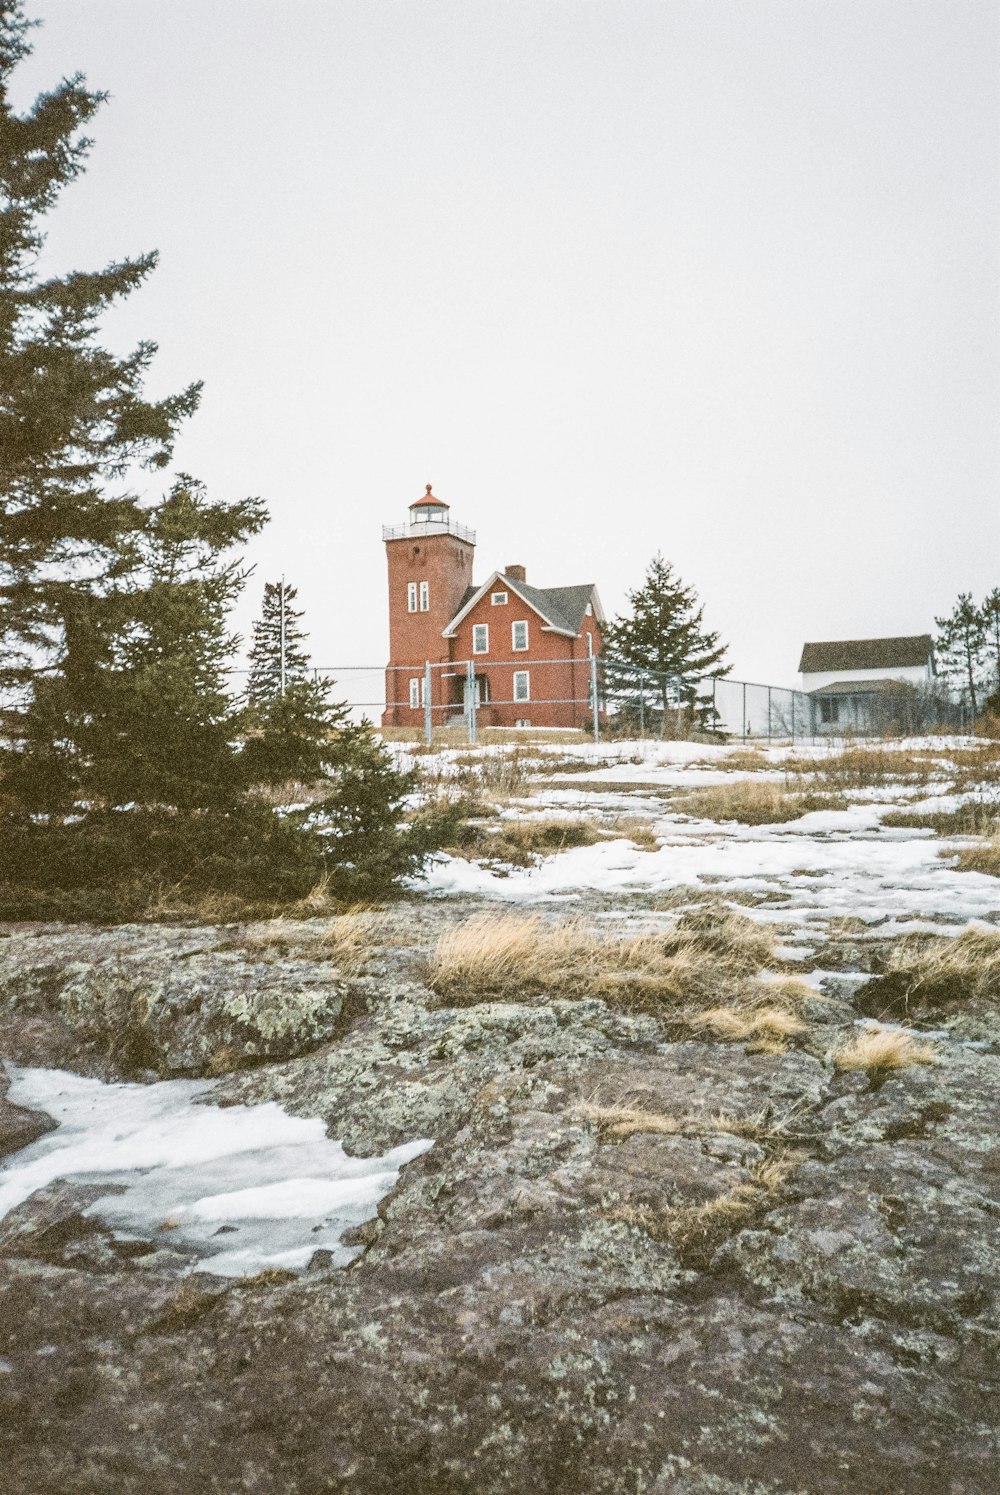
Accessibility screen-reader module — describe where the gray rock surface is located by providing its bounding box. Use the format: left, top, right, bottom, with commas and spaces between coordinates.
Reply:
0, 910, 997, 1493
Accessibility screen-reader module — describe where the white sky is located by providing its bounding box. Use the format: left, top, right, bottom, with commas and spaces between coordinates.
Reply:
11, 0, 1000, 688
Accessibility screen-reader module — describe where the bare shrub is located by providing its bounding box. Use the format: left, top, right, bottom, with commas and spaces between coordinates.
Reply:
832, 1027, 936, 1073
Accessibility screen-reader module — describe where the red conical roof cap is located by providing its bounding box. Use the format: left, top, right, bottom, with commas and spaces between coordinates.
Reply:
410, 483, 449, 510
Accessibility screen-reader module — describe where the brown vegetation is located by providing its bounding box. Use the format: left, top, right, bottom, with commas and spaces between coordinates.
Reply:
426, 906, 804, 1047
832, 1027, 936, 1073
952, 833, 1000, 878
671, 780, 847, 825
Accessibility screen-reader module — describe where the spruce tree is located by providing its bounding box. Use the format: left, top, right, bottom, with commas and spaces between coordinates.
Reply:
603, 553, 728, 730
246, 581, 311, 704
0, 2, 201, 701
935, 593, 987, 718
980, 587, 1000, 711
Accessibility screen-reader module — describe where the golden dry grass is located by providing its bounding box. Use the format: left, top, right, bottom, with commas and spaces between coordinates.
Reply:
883, 803, 1000, 837
228, 906, 383, 973
953, 832, 1000, 877
610, 1150, 804, 1253
605, 816, 660, 850
445, 816, 604, 865
832, 1027, 936, 1073
877, 924, 1000, 1011
426, 905, 785, 1032
671, 780, 847, 825
575, 1102, 774, 1143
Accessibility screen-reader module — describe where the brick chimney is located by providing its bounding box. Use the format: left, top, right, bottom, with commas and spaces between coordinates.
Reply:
505, 564, 526, 583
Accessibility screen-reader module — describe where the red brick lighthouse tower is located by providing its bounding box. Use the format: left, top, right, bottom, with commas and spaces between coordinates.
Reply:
382, 486, 476, 726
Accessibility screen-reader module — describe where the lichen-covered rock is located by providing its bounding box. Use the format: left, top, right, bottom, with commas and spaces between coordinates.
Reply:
0, 923, 347, 1076
0, 909, 998, 1492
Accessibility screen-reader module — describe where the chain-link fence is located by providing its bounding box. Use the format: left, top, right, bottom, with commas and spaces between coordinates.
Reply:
229, 656, 965, 745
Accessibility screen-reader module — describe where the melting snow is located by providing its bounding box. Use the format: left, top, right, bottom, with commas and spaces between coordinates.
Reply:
0, 1067, 432, 1277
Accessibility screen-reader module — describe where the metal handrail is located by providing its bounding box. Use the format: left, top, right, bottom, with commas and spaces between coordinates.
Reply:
381, 520, 477, 544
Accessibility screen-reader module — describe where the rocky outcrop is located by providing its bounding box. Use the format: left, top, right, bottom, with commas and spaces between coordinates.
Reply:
0, 912, 997, 1493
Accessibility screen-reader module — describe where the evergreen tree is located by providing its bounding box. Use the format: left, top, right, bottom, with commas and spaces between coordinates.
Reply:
980, 587, 1000, 711
246, 581, 311, 704
0, 2, 201, 701
935, 593, 987, 718
603, 553, 728, 730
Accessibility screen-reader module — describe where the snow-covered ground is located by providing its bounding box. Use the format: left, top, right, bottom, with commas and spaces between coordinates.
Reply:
0, 1068, 432, 1277
411, 737, 1000, 934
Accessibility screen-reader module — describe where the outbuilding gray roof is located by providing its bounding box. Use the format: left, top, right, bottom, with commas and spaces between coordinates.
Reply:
799, 635, 933, 674
806, 677, 919, 697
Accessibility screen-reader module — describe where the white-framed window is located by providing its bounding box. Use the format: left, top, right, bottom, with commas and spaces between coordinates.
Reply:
418, 580, 429, 612
513, 670, 530, 702
585, 602, 593, 616
491, 591, 508, 605
473, 623, 489, 654
409, 677, 421, 708
585, 631, 593, 657
407, 582, 418, 613
512, 620, 529, 651
515, 718, 532, 728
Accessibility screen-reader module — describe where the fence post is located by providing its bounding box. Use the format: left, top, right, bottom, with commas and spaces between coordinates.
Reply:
639, 672, 645, 736
767, 685, 772, 743
423, 660, 433, 747
790, 692, 795, 741
466, 659, 477, 746
742, 681, 747, 741
590, 654, 600, 746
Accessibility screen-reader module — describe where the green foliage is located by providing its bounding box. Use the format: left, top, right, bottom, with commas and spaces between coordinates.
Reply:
935, 591, 988, 716
0, 8, 448, 915
603, 553, 728, 728
246, 580, 311, 705
0, 3, 201, 694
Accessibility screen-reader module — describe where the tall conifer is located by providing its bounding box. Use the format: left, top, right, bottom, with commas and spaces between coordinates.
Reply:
0, 1, 201, 699
603, 553, 728, 728
246, 581, 311, 704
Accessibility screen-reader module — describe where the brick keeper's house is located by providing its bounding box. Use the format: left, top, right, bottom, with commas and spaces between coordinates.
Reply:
382, 486, 604, 729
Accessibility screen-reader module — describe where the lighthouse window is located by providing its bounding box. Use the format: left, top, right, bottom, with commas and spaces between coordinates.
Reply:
409, 677, 422, 708
491, 591, 508, 605
512, 620, 529, 651
419, 580, 429, 612
513, 670, 530, 702
407, 582, 417, 612
473, 624, 489, 654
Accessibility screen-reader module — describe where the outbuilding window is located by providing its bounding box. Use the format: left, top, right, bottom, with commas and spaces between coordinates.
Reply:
473, 624, 489, 654
512, 620, 529, 651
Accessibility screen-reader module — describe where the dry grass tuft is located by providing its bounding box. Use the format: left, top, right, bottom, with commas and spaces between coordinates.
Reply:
611, 1149, 804, 1254
575, 1101, 775, 1143
952, 833, 1000, 878
446, 816, 604, 866
803, 746, 938, 789
227, 906, 383, 973
861, 924, 1000, 1019
832, 1027, 936, 1073
671, 780, 846, 825
426, 904, 780, 1025
606, 816, 660, 850
883, 803, 1000, 837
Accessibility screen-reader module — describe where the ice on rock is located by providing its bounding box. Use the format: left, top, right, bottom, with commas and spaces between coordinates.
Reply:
0, 1066, 432, 1277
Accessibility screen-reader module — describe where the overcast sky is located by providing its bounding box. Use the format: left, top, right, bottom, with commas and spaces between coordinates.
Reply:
11, 0, 1000, 690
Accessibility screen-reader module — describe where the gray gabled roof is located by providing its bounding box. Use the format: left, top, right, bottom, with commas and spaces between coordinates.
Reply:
807, 677, 920, 697
444, 571, 603, 638
799, 635, 933, 674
